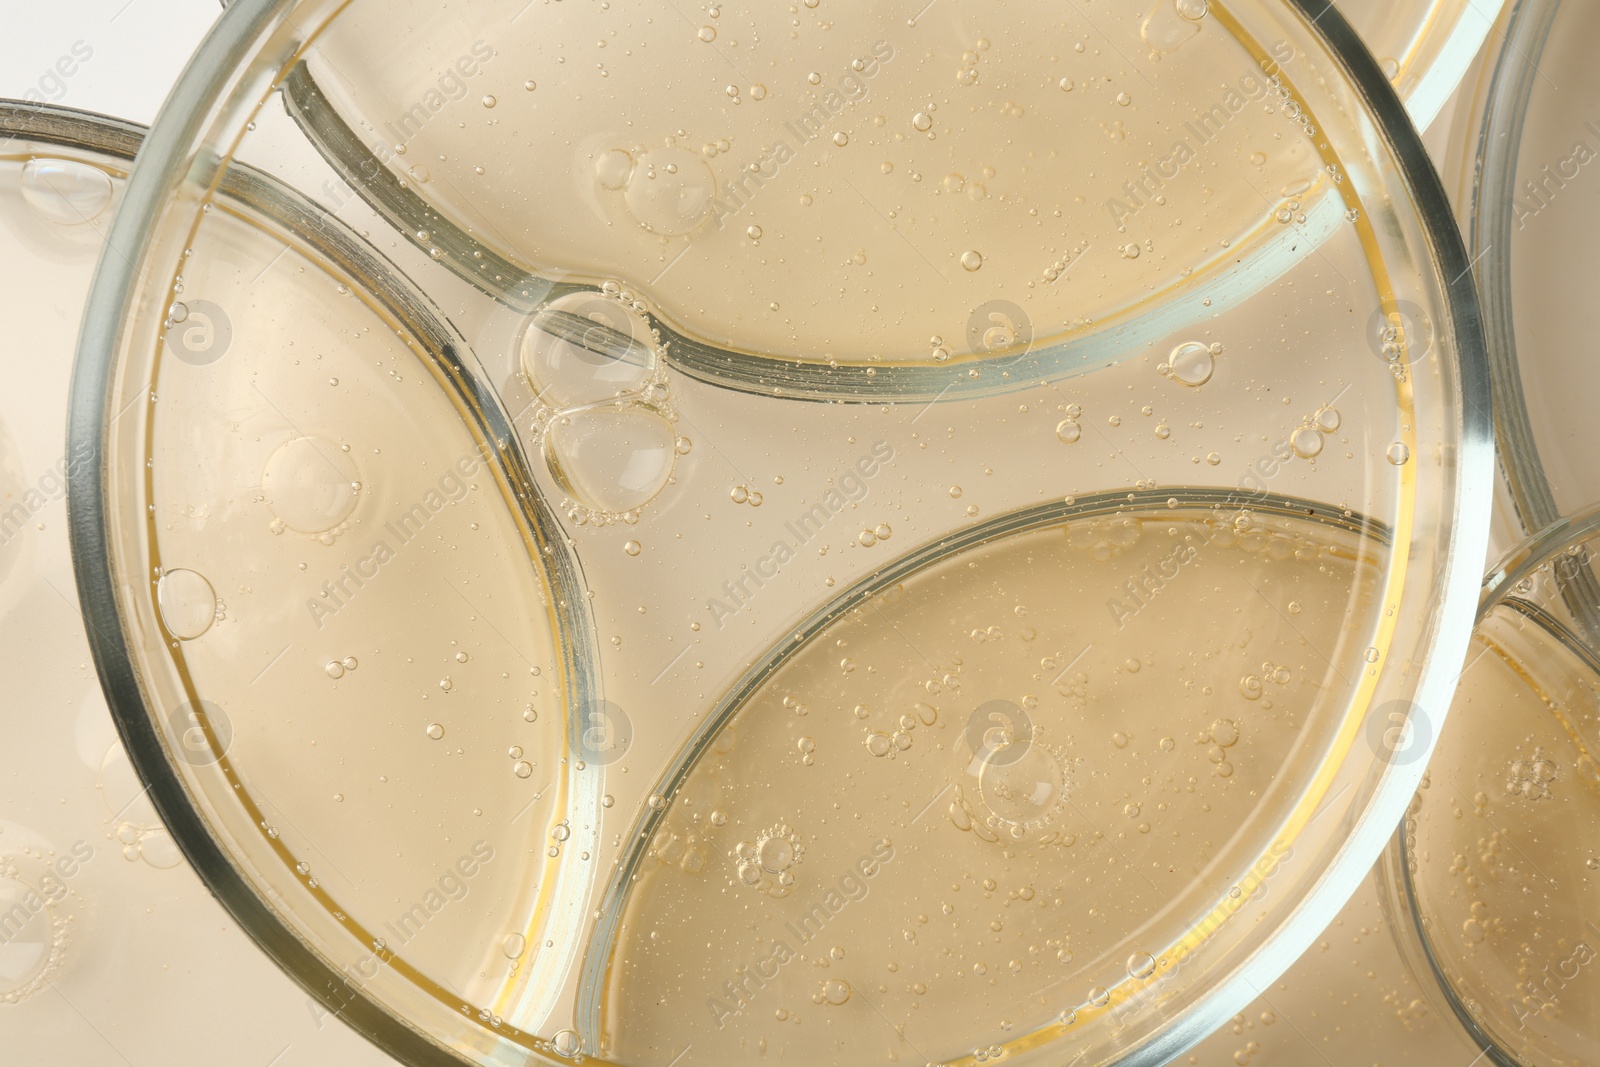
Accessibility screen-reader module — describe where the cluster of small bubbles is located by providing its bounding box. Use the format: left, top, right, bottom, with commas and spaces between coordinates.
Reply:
814, 978, 852, 1005
1274, 197, 1307, 225
1268, 72, 1316, 137
797, 736, 817, 765
1505, 748, 1558, 800
321, 655, 356, 681
1196, 717, 1239, 777
857, 523, 893, 547
865, 722, 914, 758
730, 484, 764, 506
1066, 514, 1142, 562
736, 824, 803, 893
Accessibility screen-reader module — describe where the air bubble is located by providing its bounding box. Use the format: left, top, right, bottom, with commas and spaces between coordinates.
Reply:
544, 404, 677, 514
261, 436, 360, 534
594, 148, 634, 190
623, 147, 717, 236
1290, 426, 1324, 459
1166, 341, 1215, 386
20, 158, 113, 225
156, 568, 217, 640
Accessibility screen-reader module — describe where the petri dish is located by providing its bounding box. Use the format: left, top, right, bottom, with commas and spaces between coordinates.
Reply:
1445, 0, 1600, 539
0, 99, 394, 1064
280, 0, 1501, 337
68, 1, 1491, 1065
1386, 504, 1600, 1067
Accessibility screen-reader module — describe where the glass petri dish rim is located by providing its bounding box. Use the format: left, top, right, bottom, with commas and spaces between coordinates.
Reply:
37, 82, 461, 1062
61, 0, 1495, 1064
1381, 498, 1600, 1067
277, 0, 1495, 405
49, 68, 595, 1067
574, 484, 1398, 1059
1457, 0, 1561, 540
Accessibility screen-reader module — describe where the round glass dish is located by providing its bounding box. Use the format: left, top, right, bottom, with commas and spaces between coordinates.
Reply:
0, 97, 400, 1066
1385, 504, 1600, 1067
69, 1, 1491, 1066
280, 0, 1500, 342
1445, 0, 1600, 540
